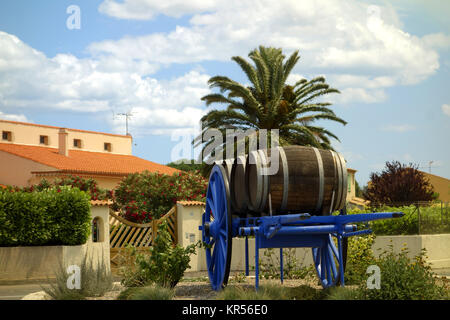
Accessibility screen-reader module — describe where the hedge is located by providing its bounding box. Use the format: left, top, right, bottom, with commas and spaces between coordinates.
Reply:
0, 186, 91, 246
348, 204, 450, 235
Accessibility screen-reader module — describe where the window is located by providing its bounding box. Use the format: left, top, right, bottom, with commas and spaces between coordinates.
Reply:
92, 217, 104, 242
73, 139, 82, 148
39, 135, 49, 145
104, 142, 112, 152
2, 131, 12, 141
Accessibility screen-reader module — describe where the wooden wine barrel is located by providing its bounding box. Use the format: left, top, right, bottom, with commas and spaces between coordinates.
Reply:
229, 155, 249, 216
215, 158, 233, 182
245, 146, 347, 216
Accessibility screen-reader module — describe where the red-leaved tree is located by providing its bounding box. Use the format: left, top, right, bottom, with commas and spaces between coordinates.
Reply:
363, 161, 435, 205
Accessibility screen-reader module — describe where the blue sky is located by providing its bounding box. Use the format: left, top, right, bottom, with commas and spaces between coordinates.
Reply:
0, 0, 449, 185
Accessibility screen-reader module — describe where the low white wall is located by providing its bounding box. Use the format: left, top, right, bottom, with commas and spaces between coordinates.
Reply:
0, 243, 108, 283
0, 204, 111, 284
373, 234, 450, 269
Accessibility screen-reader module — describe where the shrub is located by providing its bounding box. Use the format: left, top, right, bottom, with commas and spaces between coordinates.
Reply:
0, 186, 91, 246
117, 285, 175, 300
166, 159, 205, 174
113, 171, 208, 223
13, 176, 111, 201
120, 221, 200, 288
348, 204, 449, 235
344, 234, 377, 285
360, 245, 446, 300
43, 252, 113, 300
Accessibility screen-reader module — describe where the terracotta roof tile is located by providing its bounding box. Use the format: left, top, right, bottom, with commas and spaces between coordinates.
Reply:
90, 200, 113, 206
177, 200, 206, 206
0, 143, 179, 176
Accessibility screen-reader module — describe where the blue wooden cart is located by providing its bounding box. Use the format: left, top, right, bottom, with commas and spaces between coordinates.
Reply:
199, 165, 404, 290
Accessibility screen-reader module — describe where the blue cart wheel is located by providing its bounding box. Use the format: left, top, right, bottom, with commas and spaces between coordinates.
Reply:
202, 165, 232, 291
312, 207, 348, 288
312, 234, 342, 288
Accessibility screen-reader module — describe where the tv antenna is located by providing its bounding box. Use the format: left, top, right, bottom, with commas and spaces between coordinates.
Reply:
419, 160, 438, 174
117, 111, 135, 136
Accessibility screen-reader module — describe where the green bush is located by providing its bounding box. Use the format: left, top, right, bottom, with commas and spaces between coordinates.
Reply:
43, 252, 113, 300
117, 285, 175, 300
120, 221, 200, 288
9, 176, 112, 201
360, 245, 446, 300
348, 204, 450, 235
112, 170, 208, 223
0, 186, 91, 246
344, 234, 376, 285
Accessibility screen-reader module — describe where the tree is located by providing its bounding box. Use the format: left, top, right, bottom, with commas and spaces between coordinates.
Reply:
166, 159, 206, 175
355, 180, 363, 198
363, 161, 435, 205
194, 46, 346, 162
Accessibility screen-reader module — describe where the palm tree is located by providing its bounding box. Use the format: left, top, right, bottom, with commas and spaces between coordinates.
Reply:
194, 46, 346, 162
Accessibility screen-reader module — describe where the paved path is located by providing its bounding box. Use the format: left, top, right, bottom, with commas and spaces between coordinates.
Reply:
0, 283, 51, 300
433, 268, 450, 277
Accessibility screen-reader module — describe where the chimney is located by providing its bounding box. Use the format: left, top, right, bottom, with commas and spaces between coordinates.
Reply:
58, 128, 69, 156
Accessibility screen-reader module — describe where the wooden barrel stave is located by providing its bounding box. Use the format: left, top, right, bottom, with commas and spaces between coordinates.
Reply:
230, 155, 249, 216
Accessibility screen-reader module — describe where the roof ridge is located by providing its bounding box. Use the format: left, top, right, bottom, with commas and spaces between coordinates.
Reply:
0, 119, 132, 138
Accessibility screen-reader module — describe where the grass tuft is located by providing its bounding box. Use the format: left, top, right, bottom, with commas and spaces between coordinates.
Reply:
117, 285, 175, 300
43, 252, 113, 300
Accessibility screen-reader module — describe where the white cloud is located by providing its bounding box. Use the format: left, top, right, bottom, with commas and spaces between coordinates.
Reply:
0, 31, 210, 135
91, 0, 445, 106
421, 33, 450, 50
442, 104, 450, 117
0, 111, 31, 122
380, 124, 416, 133
99, 0, 218, 20
333, 87, 387, 104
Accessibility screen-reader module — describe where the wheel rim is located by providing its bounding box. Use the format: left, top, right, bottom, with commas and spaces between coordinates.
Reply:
312, 234, 341, 288
202, 165, 232, 291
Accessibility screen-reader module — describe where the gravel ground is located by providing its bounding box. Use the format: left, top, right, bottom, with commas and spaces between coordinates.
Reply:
23, 273, 450, 300
173, 274, 324, 300
60, 276, 324, 300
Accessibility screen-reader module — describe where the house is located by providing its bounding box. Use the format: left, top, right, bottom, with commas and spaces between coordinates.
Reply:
0, 119, 179, 189
346, 167, 369, 209
420, 171, 450, 202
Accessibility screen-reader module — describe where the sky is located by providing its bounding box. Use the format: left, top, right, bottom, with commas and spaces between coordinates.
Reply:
0, 0, 449, 185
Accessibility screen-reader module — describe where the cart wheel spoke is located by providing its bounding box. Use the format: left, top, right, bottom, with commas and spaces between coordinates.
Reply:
325, 249, 333, 285
328, 245, 338, 280
328, 235, 339, 258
